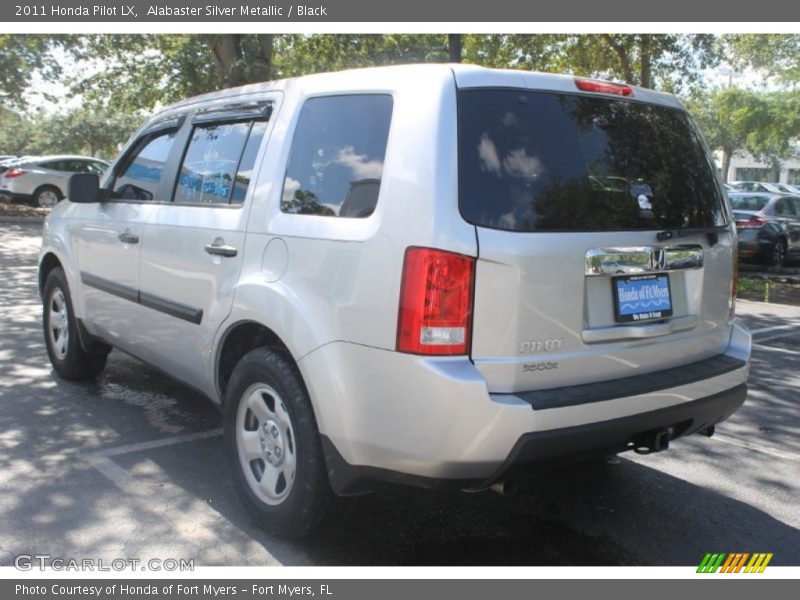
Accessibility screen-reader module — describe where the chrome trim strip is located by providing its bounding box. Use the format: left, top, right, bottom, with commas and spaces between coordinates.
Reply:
585, 245, 703, 276
581, 315, 699, 343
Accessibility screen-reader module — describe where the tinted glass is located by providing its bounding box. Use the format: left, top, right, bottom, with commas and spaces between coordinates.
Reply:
174, 122, 251, 204
86, 161, 107, 175
281, 95, 393, 218
231, 120, 268, 204
458, 90, 727, 232
730, 195, 769, 211
41, 161, 68, 171
113, 131, 177, 201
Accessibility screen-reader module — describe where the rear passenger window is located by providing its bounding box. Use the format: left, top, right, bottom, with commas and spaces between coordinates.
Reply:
112, 130, 177, 201
774, 198, 796, 216
174, 121, 255, 204
281, 95, 393, 218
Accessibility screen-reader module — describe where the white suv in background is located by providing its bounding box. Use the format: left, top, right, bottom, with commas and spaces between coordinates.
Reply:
2, 155, 108, 207
39, 65, 751, 538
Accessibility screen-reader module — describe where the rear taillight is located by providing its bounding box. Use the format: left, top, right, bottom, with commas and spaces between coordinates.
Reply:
396, 247, 475, 355
736, 216, 767, 229
4, 168, 27, 178
574, 78, 633, 97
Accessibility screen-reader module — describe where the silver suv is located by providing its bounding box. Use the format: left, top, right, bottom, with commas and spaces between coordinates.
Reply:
39, 65, 751, 538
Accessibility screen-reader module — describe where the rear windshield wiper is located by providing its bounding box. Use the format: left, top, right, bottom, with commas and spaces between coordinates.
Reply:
656, 225, 728, 246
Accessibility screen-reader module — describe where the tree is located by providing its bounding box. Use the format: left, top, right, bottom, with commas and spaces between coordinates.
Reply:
725, 34, 800, 87
464, 34, 719, 93
688, 88, 750, 181
448, 35, 462, 63
688, 88, 800, 181
0, 35, 66, 108
46, 107, 140, 157
0, 108, 38, 155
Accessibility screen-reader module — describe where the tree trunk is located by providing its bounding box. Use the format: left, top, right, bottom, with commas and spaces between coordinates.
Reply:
259, 34, 274, 81
209, 34, 244, 87
601, 34, 634, 84
639, 35, 652, 89
721, 146, 732, 182
448, 34, 462, 63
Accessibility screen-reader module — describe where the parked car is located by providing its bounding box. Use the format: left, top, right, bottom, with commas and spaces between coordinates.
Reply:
0, 155, 108, 207
730, 192, 800, 267
0, 154, 17, 162
771, 182, 800, 195
39, 65, 751, 538
728, 181, 784, 194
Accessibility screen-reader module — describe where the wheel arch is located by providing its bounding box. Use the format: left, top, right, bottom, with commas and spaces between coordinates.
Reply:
215, 320, 295, 404
38, 252, 64, 299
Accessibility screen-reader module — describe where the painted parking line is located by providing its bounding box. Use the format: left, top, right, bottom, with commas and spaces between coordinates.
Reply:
752, 329, 800, 345
753, 343, 800, 356
749, 324, 799, 336
83, 428, 289, 565
712, 434, 800, 462
87, 428, 223, 459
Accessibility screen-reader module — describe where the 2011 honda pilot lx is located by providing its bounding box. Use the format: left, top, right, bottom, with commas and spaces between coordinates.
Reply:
39, 65, 751, 537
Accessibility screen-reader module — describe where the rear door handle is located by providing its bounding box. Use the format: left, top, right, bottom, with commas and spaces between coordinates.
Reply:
205, 241, 238, 258
118, 230, 139, 244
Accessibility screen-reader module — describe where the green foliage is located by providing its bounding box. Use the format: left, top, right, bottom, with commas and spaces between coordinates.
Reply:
688, 87, 800, 179
0, 106, 139, 158
2, 33, 798, 171
724, 34, 800, 86
0, 107, 39, 155
462, 34, 718, 93
68, 35, 220, 112
0, 35, 65, 108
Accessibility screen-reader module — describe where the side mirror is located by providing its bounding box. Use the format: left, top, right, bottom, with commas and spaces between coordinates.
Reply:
68, 173, 101, 203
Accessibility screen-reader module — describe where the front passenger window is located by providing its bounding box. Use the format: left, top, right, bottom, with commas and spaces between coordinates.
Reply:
112, 130, 177, 201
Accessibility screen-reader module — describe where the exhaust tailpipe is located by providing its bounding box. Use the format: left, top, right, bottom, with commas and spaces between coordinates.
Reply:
490, 480, 518, 496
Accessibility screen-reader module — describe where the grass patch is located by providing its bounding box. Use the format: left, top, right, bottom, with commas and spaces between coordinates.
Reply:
738, 276, 800, 306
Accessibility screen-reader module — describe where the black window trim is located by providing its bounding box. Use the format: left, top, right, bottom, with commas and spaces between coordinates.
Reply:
192, 100, 273, 125
144, 113, 186, 136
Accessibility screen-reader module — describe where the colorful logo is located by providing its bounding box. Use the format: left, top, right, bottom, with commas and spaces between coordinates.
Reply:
697, 553, 773, 573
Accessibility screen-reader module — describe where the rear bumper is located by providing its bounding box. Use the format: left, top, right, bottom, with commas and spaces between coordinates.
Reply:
301, 321, 751, 494
322, 382, 746, 494
493, 382, 745, 482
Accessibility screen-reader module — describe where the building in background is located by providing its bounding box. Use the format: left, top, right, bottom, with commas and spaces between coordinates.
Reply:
717, 145, 800, 184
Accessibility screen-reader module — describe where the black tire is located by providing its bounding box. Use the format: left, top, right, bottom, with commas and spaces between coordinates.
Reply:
43, 267, 108, 380
34, 185, 63, 208
223, 346, 333, 538
769, 238, 787, 268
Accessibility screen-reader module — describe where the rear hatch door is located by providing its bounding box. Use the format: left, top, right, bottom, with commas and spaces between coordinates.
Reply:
456, 80, 735, 393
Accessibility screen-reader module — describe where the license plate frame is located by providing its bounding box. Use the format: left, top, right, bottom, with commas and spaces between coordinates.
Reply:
612, 274, 673, 323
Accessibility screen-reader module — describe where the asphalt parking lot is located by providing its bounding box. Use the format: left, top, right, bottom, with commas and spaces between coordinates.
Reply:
1, 221, 798, 567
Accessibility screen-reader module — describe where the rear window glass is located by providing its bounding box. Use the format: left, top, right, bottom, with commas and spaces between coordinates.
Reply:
458, 89, 727, 232
730, 195, 769, 211
281, 94, 393, 218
